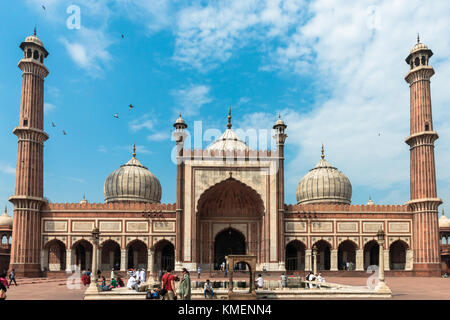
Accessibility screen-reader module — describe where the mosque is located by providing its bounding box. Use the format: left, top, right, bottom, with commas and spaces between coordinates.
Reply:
2, 32, 450, 277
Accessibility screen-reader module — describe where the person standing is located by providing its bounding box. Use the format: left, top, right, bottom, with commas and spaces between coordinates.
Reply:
179, 268, 191, 300
158, 269, 163, 282
8, 269, 17, 286
140, 269, 146, 283
161, 267, 176, 300
110, 268, 115, 281
197, 266, 201, 279
281, 273, 287, 288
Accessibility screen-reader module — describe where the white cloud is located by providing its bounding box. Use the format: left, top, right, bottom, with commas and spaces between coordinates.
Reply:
236, 0, 450, 208
0, 164, 16, 175
129, 117, 154, 132
44, 102, 56, 114
172, 84, 212, 116
147, 132, 170, 142
173, 0, 305, 70
60, 27, 113, 74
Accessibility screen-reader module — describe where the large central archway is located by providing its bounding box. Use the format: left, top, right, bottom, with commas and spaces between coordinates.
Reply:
196, 177, 264, 267
214, 228, 246, 268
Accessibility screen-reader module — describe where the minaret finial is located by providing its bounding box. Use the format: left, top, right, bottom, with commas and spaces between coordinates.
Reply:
132, 143, 136, 158
227, 107, 232, 129
321, 143, 325, 159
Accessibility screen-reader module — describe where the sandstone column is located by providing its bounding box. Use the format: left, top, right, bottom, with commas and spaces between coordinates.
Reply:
120, 249, 127, 271
330, 249, 338, 271
355, 249, 364, 271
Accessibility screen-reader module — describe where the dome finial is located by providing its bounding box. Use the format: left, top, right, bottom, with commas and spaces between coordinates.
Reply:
227, 107, 232, 129
34, 26, 37, 36
321, 143, 325, 159
4, 206, 7, 215
443, 209, 445, 216
132, 143, 136, 158
417, 33, 420, 44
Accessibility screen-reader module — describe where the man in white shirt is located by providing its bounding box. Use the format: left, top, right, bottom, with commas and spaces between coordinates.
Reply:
317, 273, 325, 288
127, 275, 139, 292
255, 274, 264, 289
140, 269, 146, 283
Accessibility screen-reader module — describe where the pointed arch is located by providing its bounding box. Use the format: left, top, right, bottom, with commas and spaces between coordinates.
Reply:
197, 177, 264, 218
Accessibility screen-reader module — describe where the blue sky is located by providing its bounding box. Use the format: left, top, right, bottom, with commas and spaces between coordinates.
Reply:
0, 0, 449, 218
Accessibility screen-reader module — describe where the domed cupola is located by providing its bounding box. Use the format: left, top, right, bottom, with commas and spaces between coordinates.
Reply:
296, 145, 352, 205
0, 207, 13, 227
206, 108, 249, 152
104, 144, 162, 203
439, 210, 450, 228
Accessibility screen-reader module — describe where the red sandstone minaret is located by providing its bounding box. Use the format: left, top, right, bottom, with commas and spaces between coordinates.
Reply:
405, 36, 442, 275
8, 30, 49, 277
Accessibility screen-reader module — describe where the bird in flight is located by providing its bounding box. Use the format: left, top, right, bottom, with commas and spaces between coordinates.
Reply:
129, 104, 134, 111
121, 34, 124, 39
51, 122, 56, 127
114, 113, 119, 119
62, 130, 67, 135
42, 5, 46, 10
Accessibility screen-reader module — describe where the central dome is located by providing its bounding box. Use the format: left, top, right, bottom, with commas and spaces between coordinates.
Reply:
104, 146, 162, 203
296, 147, 352, 205
206, 108, 248, 152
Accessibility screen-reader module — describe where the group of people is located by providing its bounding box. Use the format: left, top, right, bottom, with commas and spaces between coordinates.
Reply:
143, 266, 216, 300
305, 272, 326, 288
126, 268, 147, 292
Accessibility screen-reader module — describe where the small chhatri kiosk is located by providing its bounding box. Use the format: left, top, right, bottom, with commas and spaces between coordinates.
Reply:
226, 255, 257, 300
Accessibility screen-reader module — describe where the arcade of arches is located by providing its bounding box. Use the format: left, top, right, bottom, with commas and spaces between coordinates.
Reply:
40, 238, 176, 273
284, 239, 410, 272
196, 178, 264, 269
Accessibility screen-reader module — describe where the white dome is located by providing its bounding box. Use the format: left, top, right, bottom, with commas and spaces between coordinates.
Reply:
296, 155, 352, 205
104, 154, 162, 203
206, 129, 249, 152
0, 210, 13, 227
439, 212, 450, 228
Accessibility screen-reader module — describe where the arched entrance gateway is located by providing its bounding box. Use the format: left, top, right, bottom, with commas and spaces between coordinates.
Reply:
389, 240, 407, 270
154, 239, 175, 272
101, 240, 120, 271
285, 240, 305, 271
214, 228, 246, 269
196, 177, 264, 270
364, 240, 379, 270
72, 240, 92, 271
45, 239, 66, 271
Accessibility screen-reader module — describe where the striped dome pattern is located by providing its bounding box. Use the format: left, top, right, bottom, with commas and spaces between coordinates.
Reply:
104, 156, 162, 203
296, 157, 352, 205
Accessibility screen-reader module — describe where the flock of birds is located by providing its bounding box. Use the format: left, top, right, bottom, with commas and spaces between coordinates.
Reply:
51, 104, 135, 136
41, 3, 132, 135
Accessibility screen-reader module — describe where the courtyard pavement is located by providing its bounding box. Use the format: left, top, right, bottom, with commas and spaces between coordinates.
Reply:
3, 275, 449, 300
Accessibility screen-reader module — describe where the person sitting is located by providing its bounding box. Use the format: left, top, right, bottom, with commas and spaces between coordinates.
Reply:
204, 279, 214, 299
127, 274, 140, 292
110, 277, 117, 288
99, 276, 112, 291
255, 274, 264, 289
116, 276, 124, 288
317, 273, 325, 288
